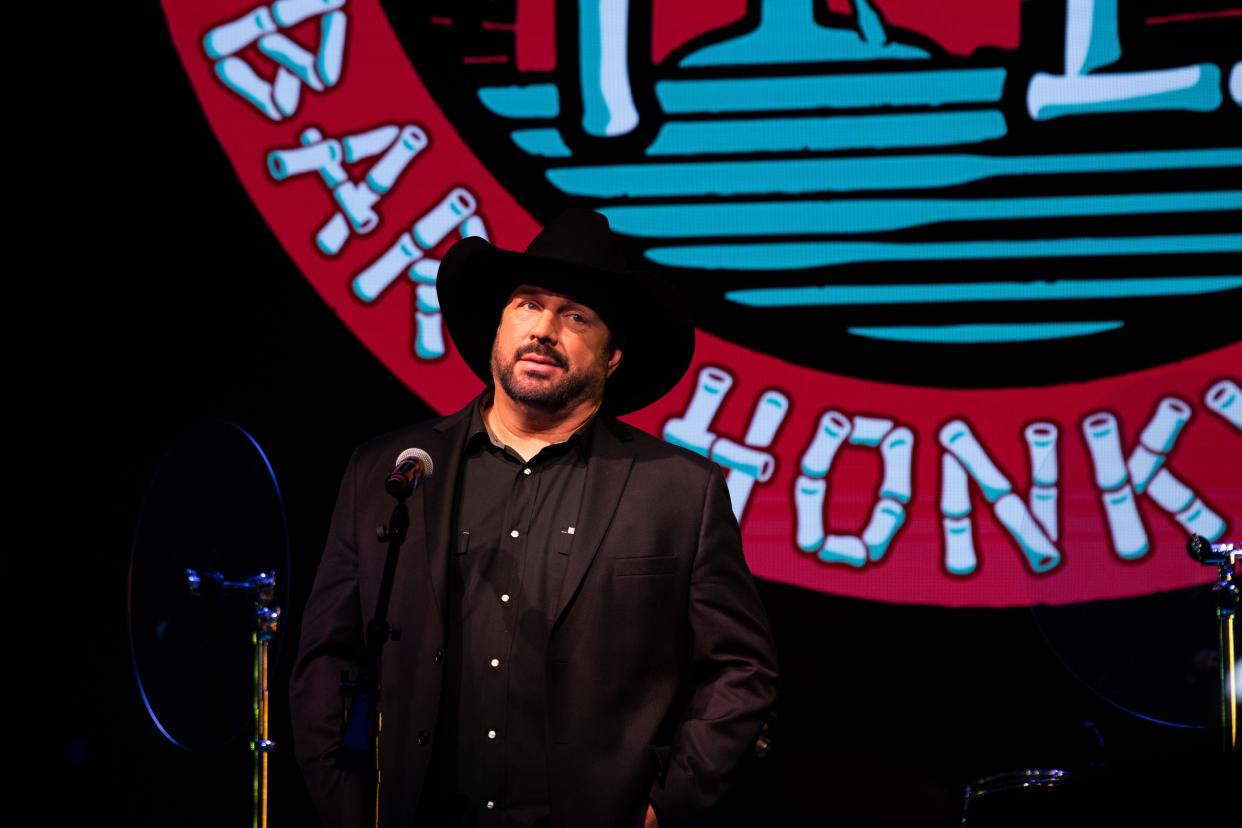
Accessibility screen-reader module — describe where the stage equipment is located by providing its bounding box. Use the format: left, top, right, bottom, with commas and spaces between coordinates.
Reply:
336, 447, 434, 828
129, 420, 290, 828
1033, 583, 1220, 730
961, 768, 1073, 827
1186, 534, 1239, 752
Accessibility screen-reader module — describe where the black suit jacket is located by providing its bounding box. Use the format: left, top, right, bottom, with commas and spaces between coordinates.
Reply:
290, 399, 779, 828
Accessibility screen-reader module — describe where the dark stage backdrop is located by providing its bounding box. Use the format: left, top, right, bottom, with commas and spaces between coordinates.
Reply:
66, 2, 1237, 827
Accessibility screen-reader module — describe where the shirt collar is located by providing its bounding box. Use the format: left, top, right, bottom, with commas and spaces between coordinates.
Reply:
466, 391, 596, 459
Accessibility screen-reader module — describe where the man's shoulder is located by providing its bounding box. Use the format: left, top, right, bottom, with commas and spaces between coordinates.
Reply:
605, 415, 719, 477
350, 402, 474, 467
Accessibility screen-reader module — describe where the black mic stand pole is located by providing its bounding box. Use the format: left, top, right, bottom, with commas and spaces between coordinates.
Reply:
337, 490, 412, 828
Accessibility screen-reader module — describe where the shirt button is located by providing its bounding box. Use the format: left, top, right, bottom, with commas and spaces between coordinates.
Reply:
486, 801, 495, 810
523, 468, 531, 476
500, 593, 510, 603
487, 729, 497, 740
490, 658, 500, 668
510, 529, 520, 538
434, 649, 444, 664
417, 730, 430, 746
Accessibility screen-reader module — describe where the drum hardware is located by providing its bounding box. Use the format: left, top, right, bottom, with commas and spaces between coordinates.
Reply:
1186, 534, 1240, 752
187, 569, 281, 828
129, 420, 290, 828
961, 768, 1073, 827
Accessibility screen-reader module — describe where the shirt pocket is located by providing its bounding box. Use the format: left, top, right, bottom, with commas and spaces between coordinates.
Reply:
613, 555, 678, 577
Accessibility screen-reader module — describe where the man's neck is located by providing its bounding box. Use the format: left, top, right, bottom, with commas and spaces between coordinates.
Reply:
484, 388, 600, 461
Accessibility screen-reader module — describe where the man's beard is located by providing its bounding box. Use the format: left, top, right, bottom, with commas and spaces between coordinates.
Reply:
492, 340, 607, 412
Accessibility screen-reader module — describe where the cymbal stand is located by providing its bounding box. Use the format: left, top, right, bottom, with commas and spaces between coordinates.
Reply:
1186, 535, 1239, 752
187, 569, 281, 827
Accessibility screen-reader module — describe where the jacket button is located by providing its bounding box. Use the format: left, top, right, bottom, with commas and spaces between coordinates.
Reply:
417, 730, 430, 746
434, 648, 444, 664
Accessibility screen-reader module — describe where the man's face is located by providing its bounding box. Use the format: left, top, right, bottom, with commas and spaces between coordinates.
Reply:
491, 285, 622, 412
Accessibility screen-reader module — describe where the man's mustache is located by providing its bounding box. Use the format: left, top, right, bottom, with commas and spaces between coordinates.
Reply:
515, 342, 568, 370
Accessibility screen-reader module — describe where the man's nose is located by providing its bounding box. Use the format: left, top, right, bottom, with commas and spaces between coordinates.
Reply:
529, 310, 559, 342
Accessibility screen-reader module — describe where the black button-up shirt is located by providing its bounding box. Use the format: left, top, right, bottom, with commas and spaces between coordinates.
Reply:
421, 395, 594, 827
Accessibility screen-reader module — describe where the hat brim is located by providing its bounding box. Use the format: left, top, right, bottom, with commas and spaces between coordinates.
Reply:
438, 235, 694, 415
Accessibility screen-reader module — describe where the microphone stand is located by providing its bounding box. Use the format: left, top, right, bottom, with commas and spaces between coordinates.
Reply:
338, 491, 412, 828
1187, 535, 1240, 753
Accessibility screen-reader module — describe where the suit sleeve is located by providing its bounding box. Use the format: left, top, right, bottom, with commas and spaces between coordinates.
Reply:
289, 451, 366, 828
648, 463, 779, 825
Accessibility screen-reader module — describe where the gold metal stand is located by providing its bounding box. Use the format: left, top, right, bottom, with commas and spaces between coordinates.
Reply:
1188, 535, 1239, 752
254, 599, 280, 828
1215, 559, 1237, 752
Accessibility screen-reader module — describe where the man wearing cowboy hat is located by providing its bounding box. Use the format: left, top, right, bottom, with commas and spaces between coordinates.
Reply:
291, 209, 778, 828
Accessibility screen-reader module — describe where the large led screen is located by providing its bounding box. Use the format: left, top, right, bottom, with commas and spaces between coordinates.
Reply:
161, 0, 1241, 606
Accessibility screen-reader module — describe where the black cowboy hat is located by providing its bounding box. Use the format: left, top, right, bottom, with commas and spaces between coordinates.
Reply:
437, 208, 694, 415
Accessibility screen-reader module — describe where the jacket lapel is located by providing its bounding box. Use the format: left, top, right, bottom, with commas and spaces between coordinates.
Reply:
420, 402, 475, 617
553, 415, 635, 624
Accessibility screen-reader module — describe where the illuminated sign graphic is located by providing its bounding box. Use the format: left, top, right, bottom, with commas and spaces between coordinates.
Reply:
162, 0, 1241, 606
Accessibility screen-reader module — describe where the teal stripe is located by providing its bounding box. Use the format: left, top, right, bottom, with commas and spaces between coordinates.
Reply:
600, 191, 1242, 238
478, 84, 560, 118
679, 12, 928, 68
547, 148, 1241, 197
645, 111, 1007, 156
848, 321, 1124, 343
655, 68, 1007, 114
650, 234, 1242, 270
726, 276, 1242, 307
511, 129, 572, 157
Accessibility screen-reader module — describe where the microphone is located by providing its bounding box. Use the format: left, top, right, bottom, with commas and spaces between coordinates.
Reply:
385, 448, 434, 498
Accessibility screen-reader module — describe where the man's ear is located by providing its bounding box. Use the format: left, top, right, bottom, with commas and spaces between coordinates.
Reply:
606, 347, 623, 377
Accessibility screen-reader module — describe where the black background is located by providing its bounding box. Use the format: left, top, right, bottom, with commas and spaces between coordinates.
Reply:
55, 4, 1235, 826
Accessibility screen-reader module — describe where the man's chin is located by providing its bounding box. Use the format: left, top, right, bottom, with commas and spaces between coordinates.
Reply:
514, 364, 563, 382
504, 376, 570, 408
512, 392, 572, 412
495, 356, 603, 413
509, 372, 555, 393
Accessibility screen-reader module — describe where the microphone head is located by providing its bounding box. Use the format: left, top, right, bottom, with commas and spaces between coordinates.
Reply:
395, 447, 434, 478
386, 447, 434, 498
